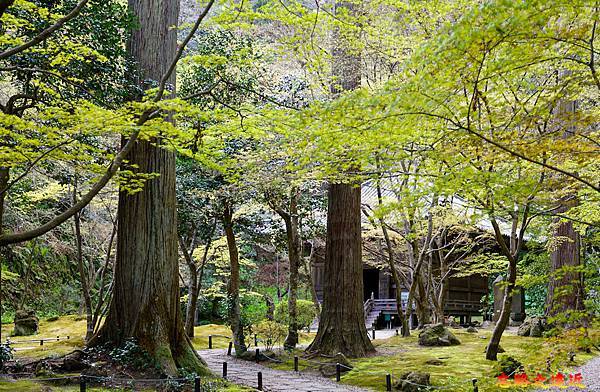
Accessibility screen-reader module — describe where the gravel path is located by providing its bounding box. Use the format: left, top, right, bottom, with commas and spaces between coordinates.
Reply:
533, 355, 600, 391
198, 348, 371, 392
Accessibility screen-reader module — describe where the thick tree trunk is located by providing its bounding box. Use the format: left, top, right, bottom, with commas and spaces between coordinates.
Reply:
545, 96, 585, 323
307, 0, 373, 357
546, 217, 584, 320
91, 0, 208, 376
222, 201, 247, 355
307, 184, 374, 356
279, 190, 301, 350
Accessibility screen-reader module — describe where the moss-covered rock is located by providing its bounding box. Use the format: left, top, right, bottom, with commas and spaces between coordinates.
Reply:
395, 371, 430, 391
13, 310, 38, 336
517, 317, 550, 337
418, 324, 460, 346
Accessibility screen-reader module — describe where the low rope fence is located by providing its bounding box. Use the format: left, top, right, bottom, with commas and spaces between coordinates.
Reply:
2, 335, 72, 347
0, 373, 231, 392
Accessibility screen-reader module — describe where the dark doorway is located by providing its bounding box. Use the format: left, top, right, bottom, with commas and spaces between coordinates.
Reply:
363, 269, 379, 301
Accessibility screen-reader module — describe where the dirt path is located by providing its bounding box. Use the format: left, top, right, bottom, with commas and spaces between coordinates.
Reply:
198, 349, 371, 392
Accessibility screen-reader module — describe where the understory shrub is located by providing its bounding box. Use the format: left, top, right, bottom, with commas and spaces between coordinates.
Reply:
254, 320, 286, 351
274, 299, 317, 330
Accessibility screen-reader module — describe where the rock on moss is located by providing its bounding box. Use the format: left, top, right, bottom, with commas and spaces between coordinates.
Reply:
395, 371, 430, 391
517, 317, 550, 337
13, 310, 39, 336
418, 324, 460, 346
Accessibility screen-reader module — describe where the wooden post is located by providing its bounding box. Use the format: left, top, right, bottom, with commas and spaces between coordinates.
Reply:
222, 361, 227, 379
258, 371, 263, 390
255, 348, 260, 363
254, 334, 258, 346
208, 335, 212, 349
472, 378, 478, 392
294, 356, 299, 372
227, 341, 233, 356
386, 374, 392, 391
194, 376, 200, 392
67, 336, 70, 340
336, 363, 341, 382
395, 329, 398, 336
79, 376, 86, 392
372, 328, 375, 340
40, 339, 43, 346
56, 336, 59, 341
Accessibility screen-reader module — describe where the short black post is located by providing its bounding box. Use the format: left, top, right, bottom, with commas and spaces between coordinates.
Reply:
258, 371, 263, 390
395, 329, 398, 336
227, 341, 233, 356
386, 374, 392, 391
194, 376, 200, 392
472, 378, 478, 392
372, 328, 376, 340
255, 348, 260, 363
79, 376, 86, 392
294, 356, 299, 372
56, 335, 59, 341
222, 361, 227, 379
254, 334, 258, 346
40, 339, 43, 346
336, 363, 341, 382
67, 336, 70, 340
208, 335, 213, 349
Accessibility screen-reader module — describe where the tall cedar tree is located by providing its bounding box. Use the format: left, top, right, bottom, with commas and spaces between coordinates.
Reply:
91, 0, 209, 375
307, 0, 374, 355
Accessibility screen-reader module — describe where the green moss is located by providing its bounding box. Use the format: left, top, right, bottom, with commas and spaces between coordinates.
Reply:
259, 328, 598, 392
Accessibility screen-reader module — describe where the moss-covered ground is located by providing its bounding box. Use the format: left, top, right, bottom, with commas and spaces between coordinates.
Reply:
264, 326, 599, 392
0, 317, 254, 391
2, 317, 598, 391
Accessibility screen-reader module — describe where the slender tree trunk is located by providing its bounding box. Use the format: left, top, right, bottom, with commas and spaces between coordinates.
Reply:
91, 0, 208, 375
306, 239, 321, 321
278, 190, 301, 350
486, 259, 516, 360
184, 259, 198, 337
307, 184, 374, 356
374, 175, 410, 336
0, 166, 7, 346
73, 202, 93, 341
222, 200, 247, 355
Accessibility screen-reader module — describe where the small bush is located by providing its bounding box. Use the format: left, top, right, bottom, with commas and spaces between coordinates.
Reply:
0, 345, 13, 364
496, 355, 523, 377
109, 339, 158, 370
254, 320, 286, 351
274, 299, 317, 330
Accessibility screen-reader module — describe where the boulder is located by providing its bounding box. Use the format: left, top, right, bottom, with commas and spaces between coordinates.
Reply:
319, 352, 353, 377
61, 350, 89, 372
395, 372, 430, 391
13, 310, 38, 336
466, 326, 478, 333
418, 324, 460, 346
481, 321, 493, 329
517, 317, 549, 337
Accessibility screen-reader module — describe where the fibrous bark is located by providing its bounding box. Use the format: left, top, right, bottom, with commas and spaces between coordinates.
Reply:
91, 0, 208, 376
307, 184, 374, 357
